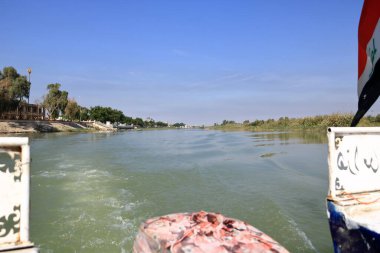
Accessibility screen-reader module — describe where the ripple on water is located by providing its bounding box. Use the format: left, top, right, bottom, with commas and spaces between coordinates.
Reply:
287, 218, 318, 252
34, 170, 67, 179
33, 162, 145, 252
30, 130, 330, 253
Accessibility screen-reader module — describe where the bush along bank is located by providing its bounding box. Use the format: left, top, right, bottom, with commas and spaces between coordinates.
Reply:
211, 113, 380, 131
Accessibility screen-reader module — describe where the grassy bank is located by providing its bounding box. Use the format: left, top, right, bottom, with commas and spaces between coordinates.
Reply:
211, 113, 380, 131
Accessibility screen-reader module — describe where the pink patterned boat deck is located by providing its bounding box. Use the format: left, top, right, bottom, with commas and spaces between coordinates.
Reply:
133, 211, 289, 253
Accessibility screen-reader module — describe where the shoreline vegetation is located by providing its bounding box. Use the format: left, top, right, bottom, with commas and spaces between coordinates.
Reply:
2, 67, 379, 134
2, 113, 380, 134
0, 66, 186, 129
210, 113, 380, 131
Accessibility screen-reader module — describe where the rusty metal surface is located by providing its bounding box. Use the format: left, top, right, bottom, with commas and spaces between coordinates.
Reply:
0, 242, 36, 252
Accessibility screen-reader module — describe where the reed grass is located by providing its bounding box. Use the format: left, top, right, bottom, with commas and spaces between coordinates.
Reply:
211, 113, 380, 131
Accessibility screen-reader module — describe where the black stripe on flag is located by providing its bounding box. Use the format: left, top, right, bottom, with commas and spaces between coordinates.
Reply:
351, 59, 380, 126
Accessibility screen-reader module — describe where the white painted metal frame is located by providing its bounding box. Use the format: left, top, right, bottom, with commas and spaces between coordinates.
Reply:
328, 127, 380, 199
0, 137, 31, 248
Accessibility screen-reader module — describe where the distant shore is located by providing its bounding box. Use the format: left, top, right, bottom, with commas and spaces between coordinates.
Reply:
0, 120, 94, 134
210, 113, 380, 131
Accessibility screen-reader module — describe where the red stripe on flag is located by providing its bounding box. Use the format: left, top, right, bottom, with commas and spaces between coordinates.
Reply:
358, 0, 380, 79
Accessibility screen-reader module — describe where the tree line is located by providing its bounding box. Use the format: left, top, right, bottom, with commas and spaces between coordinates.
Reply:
214, 113, 380, 130
0, 66, 181, 128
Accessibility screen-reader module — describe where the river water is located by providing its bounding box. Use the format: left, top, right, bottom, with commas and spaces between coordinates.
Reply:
27, 129, 332, 253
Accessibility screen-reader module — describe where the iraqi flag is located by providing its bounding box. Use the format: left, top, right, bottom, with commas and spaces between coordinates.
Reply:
351, 0, 380, 126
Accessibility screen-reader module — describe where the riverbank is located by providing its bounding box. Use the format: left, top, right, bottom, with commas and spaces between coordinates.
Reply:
211, 113, 380, 131
0, 120, 196, 134
0, 120, 93, 133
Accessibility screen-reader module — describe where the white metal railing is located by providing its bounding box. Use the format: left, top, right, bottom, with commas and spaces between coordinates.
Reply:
0, 137, 37, 252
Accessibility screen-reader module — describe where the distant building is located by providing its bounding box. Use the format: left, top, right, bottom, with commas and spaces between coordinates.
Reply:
0, 78, 45, 120
0, 103, 45, 120
180, 124, 192, 129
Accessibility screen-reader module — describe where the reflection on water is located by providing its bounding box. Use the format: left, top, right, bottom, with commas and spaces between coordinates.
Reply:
260, 152, 287, 158
27, 130, 331, 253
249, 130, 328, 145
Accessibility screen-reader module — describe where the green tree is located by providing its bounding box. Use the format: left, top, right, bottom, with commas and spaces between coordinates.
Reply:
0, 66, 30, 103
133, 117, 145, 127
173, 122, 185, 128
89, 106, 125, 123
64, 99, 80, 120
144, 118, 155, 128
79, 106, 90, 121
89, 106, 106, 122
10, 76, 30, 102
221, 120, 235, 125
156, 121, 168, 127
123, 116, 133, 125
250, 120, 264, 126
43, 83, 69, 119
109, 109, 125, 123
2, 66, 19, 79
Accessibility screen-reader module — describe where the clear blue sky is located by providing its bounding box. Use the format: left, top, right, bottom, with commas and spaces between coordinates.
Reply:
0, 0, 369, 125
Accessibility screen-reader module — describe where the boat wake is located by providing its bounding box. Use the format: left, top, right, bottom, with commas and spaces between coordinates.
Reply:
287, 216, 318, 253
